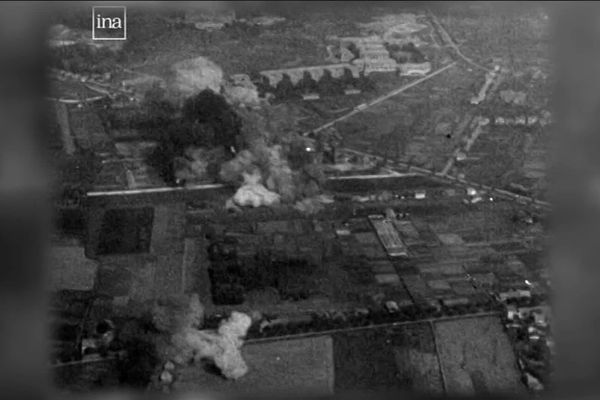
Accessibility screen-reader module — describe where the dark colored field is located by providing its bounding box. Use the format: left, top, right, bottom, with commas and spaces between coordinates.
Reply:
332, 323, 443, 393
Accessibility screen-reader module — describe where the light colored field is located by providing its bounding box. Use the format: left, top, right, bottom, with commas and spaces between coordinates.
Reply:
174, 335, 334, 395
433, 316, 524, 395
49, 245, 97, 291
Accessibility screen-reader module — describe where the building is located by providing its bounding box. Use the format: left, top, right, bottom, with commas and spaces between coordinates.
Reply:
399, 62, 432, 77
339, 36, 398, 74
260, 63, 360, 87
184, 7, 236, 30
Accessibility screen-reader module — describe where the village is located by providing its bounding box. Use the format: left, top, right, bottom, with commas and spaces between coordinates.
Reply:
47, 2, 552, 396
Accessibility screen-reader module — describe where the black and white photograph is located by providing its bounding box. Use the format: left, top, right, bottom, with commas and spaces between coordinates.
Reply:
1, 1, 600, 399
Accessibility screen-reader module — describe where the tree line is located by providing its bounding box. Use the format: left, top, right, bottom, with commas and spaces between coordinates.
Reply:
253, 68, 376, 100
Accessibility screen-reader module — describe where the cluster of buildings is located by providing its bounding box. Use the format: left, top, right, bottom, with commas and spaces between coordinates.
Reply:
338, 36, 432, 77
48, 24, 124, 52
190, 179, 546, 321
256, 33, 433, 95
468, 115, 550, 195
339, 36, 399, 74
489, 183, 551, 390
501, 293, 552, 392
181, 7, 237, 31
258, 63, 361, 88
470, 66, 504, 105
48, 67, 148, 121
50, 85, 163, 196
491, 111, 552, 127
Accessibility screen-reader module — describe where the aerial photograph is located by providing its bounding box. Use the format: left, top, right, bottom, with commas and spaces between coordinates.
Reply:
45, 1, 553, 396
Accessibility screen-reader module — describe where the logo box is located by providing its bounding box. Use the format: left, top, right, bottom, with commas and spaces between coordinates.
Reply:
92, 6, 126, 40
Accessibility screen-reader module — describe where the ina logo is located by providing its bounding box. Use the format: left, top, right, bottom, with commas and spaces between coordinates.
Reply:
92, 6, 126, 40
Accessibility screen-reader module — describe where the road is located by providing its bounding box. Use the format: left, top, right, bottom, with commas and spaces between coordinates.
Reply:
298, 55, 548, 210
336, 146, 551, 211
427, 10, 493, 73
302, 62, 458, 137
84, 19, 549, 212
246, 311, 501, 344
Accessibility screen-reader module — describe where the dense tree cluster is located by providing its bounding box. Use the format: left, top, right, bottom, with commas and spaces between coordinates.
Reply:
222, 20, 261, 40
254, 69, 376, 101
55, 149, 100, 198
49, 44, 119, 74
386, 42, 427, 64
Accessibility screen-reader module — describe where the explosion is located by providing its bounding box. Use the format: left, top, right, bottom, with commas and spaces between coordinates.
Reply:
219, 102, 326, 210
151, 294, 253, 388
144, 56, 327, 212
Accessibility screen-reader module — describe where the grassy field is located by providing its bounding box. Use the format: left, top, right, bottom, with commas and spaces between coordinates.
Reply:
433, 316, 525, 396
174, 336, 335, 395
439, 3, 550, 71
332, 316, 523, 394
332, 323, 443, 393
